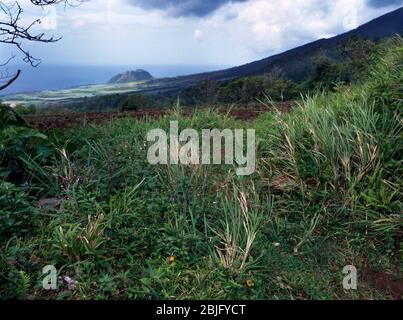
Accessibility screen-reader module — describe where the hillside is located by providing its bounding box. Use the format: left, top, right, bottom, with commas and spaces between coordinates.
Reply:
159, 6, 403, 83
2, 7, 402, 108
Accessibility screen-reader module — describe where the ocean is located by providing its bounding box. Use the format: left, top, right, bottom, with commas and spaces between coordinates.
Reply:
0, 64, 227, 95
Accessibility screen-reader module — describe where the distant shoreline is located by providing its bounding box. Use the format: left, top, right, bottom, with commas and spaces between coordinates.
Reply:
0, 64, 228, 96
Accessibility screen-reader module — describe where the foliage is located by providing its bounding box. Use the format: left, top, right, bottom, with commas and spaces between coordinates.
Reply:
216, 72, 298, 104
302, 37, 377, 91
212, 184, 271, 272
176, 80, 223, 105
0, 182, 38, 237
366, 37, 403, 112
119, 94, 150, 111
338, 36, 376, 83
52, 214, 107, 263
14, 104, 37, 115
0, 125, 54, 185
256, 36, 402, 249
0, 104, 28, 129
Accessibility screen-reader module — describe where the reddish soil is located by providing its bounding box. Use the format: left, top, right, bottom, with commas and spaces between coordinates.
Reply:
25, 109, 165, 132
24, 102, 295, 132
363, 267, 403, 300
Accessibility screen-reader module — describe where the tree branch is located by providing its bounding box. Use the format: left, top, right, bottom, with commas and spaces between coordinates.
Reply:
0, 0, 83, 91
0, 69, 20, 91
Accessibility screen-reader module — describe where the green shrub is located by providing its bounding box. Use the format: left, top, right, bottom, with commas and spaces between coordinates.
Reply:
366, 37, 403, 112
0, 182, 38, 237
0, 104, 28, 129
119, 94, 150, 111
0, 126, 54, 185
14, 104, 37, 115
52, 214, 107, 263
216, 73, 298, 104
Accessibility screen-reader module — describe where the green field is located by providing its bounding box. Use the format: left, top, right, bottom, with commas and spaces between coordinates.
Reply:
0, 80, 159, 106
1, 72, 211, 108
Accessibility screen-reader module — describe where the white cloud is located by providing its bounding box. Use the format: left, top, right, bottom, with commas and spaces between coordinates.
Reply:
5, 0, 402, 66
191, 0, 400, 61
193, 29, 204, 42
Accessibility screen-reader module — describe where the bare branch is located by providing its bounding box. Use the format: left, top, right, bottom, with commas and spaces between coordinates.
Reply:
0, 0, 83, 91
0, 69, 20, 90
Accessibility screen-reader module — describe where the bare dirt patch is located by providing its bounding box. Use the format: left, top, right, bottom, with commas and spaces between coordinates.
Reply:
363, 267, 403, 300
24, 102, 296, 131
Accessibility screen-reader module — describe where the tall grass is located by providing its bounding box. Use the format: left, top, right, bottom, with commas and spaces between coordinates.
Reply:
212, 183, 271, 273
256, 37, 402, 245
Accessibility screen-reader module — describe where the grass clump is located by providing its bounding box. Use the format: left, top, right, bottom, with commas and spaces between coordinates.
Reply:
256, 39, 402, 252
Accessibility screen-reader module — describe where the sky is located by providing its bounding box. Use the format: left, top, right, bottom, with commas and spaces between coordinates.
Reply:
2, 0, 403, 67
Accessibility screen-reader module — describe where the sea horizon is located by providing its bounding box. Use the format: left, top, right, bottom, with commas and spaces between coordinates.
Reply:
0, 64, 228, 96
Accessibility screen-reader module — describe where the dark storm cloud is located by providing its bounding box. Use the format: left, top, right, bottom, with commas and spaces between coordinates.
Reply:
367, 0, 403, 8
129, 0, 249, 17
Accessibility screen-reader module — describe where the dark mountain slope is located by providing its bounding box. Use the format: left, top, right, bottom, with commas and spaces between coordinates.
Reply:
153, 7, 403, 86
